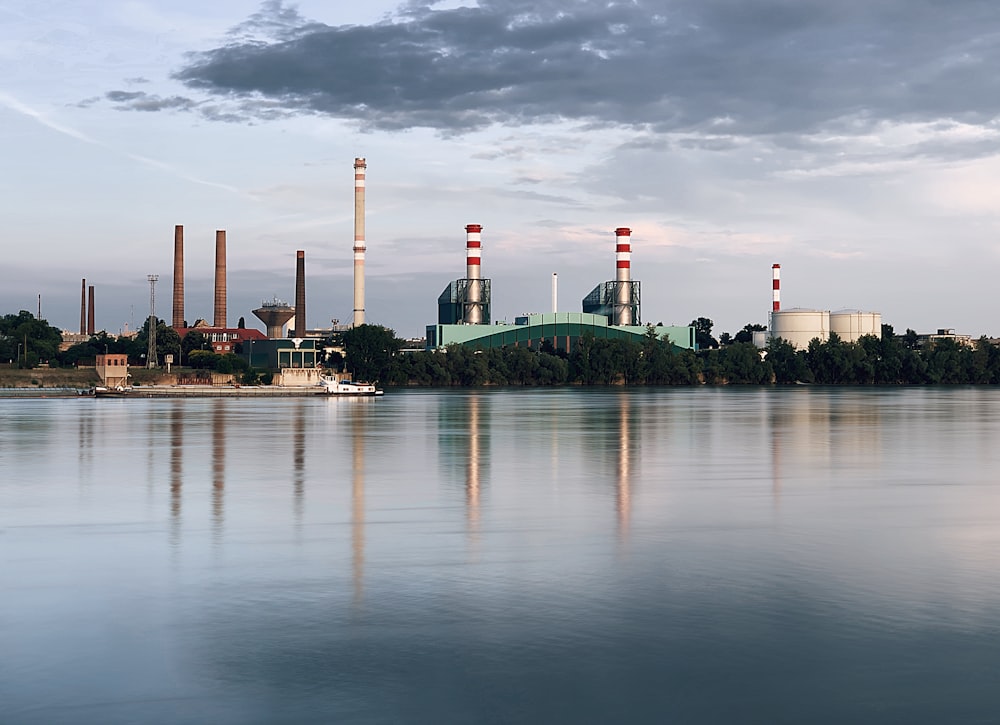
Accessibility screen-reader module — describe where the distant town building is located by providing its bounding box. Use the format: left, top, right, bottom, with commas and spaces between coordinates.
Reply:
179, 323, 266, 354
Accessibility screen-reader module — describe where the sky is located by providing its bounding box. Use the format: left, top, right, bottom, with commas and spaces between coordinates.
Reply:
3, 0, 1000, 340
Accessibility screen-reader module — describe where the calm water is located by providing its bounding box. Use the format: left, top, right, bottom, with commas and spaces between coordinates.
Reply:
3, 387, 1000, 724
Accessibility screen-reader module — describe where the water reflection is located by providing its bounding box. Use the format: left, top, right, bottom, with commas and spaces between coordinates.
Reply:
11, 390, 1000, 724
170, 404, 183, 547
465, 394, 488, 542
351, 401, 366, 606
616, 393, 634, 541
437, 393, 491, 546
77, 403, 93, 478
293, 401, 305, 525
212, 403, 225, 539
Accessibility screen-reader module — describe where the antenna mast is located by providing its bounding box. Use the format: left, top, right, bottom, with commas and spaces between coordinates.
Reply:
147, 275, 159, 368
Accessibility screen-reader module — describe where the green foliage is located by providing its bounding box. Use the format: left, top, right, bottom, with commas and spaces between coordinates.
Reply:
733, 323, 767, 344
188, 350, 217, 369
0, 310, 63, 367
241, 368, 264, 385
181, 330, 207, 364
129, 317, 181, 365
342, 324, 402, 382
688, 317, 718, 350
57, 331, 129, 367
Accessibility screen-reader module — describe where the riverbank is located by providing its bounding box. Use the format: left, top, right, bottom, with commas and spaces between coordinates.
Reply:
0, 367, 180, 389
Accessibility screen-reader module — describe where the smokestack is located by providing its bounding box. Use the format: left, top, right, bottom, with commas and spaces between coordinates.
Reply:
466, 224, 482, 324
87, 285, 95, 335
353, 157, 367, 327
615, 227, 633, 326
214, 230, 227, 328
552, 273, 558, 313
294, 251, 306, 336
772, 264, 781, 312
80, 279, 86, 334
172, 225, 184, 330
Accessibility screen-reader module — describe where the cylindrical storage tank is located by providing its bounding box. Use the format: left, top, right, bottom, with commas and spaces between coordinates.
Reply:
830, 310, 881, 343
770, 309, 830, 350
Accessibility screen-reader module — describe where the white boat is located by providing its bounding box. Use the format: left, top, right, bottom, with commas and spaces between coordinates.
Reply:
316, 377, 384, 396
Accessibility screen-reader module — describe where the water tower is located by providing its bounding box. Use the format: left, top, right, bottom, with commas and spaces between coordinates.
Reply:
253, 299, 295, 339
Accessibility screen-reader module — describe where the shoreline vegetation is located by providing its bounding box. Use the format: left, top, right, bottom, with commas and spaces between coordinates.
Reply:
5, 310, 999, 389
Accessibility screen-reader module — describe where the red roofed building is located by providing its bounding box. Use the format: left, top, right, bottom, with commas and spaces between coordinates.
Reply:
177, 325, 267, 354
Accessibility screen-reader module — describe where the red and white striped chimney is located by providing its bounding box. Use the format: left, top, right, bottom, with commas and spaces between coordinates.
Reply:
615, 227, 632, 326
466, 224, 482, 324
772, 264, 781, 312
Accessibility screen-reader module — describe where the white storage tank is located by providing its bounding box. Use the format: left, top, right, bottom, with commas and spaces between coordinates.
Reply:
770, 309, 830, 350
830, 310, 882, 343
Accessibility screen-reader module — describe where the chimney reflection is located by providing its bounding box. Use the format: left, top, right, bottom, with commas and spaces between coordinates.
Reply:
212, 403, 225, 539
170, 404, 183, 547
615, 393, 633, 542
466, 394, 482, 539
351, 402, 366, 606
77, 404, 93, 477
293, 401, 306, 525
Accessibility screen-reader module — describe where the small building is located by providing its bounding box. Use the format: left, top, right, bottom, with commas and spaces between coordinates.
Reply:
95, 354, 129, 388
242, 338, 325, 386
177, 325, 267, 354
60, 331, 89, 352
921, 329, 973, 348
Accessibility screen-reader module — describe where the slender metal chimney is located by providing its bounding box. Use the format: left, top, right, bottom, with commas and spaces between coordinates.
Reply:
466, 224, 482, 324
552, 273, 558, 313
214, 230, 227, 328
80, 279, 86, 334
615, 227, 633, 326
294, 251, 306, 336
172, 225, 184, 330
772, 264, 781, 312
87, 285, 95, 335
353, 158, 366, 327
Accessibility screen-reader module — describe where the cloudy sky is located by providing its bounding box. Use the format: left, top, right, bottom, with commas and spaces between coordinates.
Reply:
3, 0, 1000, 339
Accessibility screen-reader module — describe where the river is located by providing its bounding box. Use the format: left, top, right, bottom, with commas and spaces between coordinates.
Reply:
3, 387, 1000, 723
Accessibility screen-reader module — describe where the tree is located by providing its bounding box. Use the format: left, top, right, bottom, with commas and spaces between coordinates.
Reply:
0, 311, 63, 367
57, 331, 129, 367
689, 317, 718, 349
188, 350, 218, 369
341, 324, 401, 382
718, 342, 772, 384
130, 317, 181, 366
734, 323, 767, 344
767, 337, 810, 384
181, 330, 207, 365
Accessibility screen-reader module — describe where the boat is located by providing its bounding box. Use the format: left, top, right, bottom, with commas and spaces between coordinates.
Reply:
92, 385, 133, 397
316, 376, 384, 396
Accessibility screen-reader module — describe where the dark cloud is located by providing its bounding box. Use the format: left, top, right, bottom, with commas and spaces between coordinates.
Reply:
118, 0, 1000, 136
106, 90, 199, 112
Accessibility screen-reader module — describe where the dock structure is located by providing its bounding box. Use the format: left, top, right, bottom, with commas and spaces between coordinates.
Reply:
94, 385, 334, 399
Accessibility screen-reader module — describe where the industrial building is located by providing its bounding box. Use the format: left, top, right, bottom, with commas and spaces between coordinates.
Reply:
766, 264, 882, 349
427, 226, 695, 352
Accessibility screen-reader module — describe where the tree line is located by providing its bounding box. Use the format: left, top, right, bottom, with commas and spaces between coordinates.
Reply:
7, 309, 1000, 386
338, 323, 1000, 386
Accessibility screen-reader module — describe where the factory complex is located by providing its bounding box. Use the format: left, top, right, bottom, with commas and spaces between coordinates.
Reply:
72, 156, 889, 385
427, 226, 695, 352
